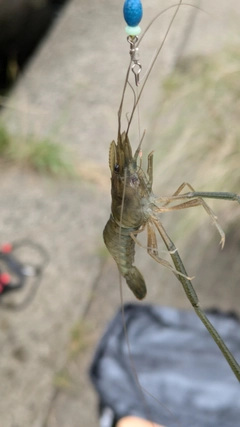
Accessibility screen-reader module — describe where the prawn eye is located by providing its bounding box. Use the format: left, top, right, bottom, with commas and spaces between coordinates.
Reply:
114, 164, 120, 173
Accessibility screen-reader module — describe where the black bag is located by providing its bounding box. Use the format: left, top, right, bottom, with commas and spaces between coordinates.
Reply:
89, 304, 240, 427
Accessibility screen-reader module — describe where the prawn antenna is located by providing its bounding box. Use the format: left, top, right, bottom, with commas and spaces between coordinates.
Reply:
123, 0, 143, 86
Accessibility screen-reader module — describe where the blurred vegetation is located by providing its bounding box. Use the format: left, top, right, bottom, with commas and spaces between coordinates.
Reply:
0, 124, 74, 175
69, 320, 95, 357
54, 369, 73, 391
0, 125, 9, 154
160, 44, 240, 192
149, 43, 240, 242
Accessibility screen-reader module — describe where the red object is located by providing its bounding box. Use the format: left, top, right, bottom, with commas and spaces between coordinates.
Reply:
0, 272, 11, 284
1, 243, 13, 253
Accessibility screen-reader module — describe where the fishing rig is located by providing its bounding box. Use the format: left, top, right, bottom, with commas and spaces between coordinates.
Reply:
123, 0, 143, 86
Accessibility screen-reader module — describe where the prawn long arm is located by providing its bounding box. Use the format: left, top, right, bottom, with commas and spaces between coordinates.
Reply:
152, 217, 240, 382
104, 130, 240, 381
160, 190, 240, 204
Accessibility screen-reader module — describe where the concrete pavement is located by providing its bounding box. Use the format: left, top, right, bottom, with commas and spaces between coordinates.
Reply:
0, 1, 240, 426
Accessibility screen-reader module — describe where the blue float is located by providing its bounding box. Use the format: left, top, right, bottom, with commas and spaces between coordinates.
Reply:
123, 0, 143, 27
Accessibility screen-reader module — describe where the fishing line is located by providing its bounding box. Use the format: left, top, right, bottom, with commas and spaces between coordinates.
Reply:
126, 1, 207, 136
116, 2, 183, 425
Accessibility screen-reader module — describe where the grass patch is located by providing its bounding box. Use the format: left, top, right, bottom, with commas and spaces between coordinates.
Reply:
0, 125, 74, 176
24, 138, 73, 175
69, 321, 93, 356
0, 125, 11, 154
54, 369, 73, 390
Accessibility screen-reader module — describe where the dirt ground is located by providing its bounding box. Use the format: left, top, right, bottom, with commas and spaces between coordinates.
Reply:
0, 1, 240, 426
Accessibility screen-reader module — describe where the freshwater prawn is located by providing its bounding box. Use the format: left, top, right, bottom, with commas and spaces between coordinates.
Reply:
103, 0, 240, 381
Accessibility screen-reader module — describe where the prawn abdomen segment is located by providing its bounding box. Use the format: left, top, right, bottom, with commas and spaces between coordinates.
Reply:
103, 216, 147, 299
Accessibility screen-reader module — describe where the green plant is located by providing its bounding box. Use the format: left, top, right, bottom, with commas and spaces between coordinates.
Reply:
0, 125, 10, 154
0, 123, 75, 176
25, 138, 73, 175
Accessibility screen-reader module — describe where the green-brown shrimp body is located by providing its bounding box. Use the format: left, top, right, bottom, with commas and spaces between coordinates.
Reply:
103, 132, 154, 299
102, 2, 240, 381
